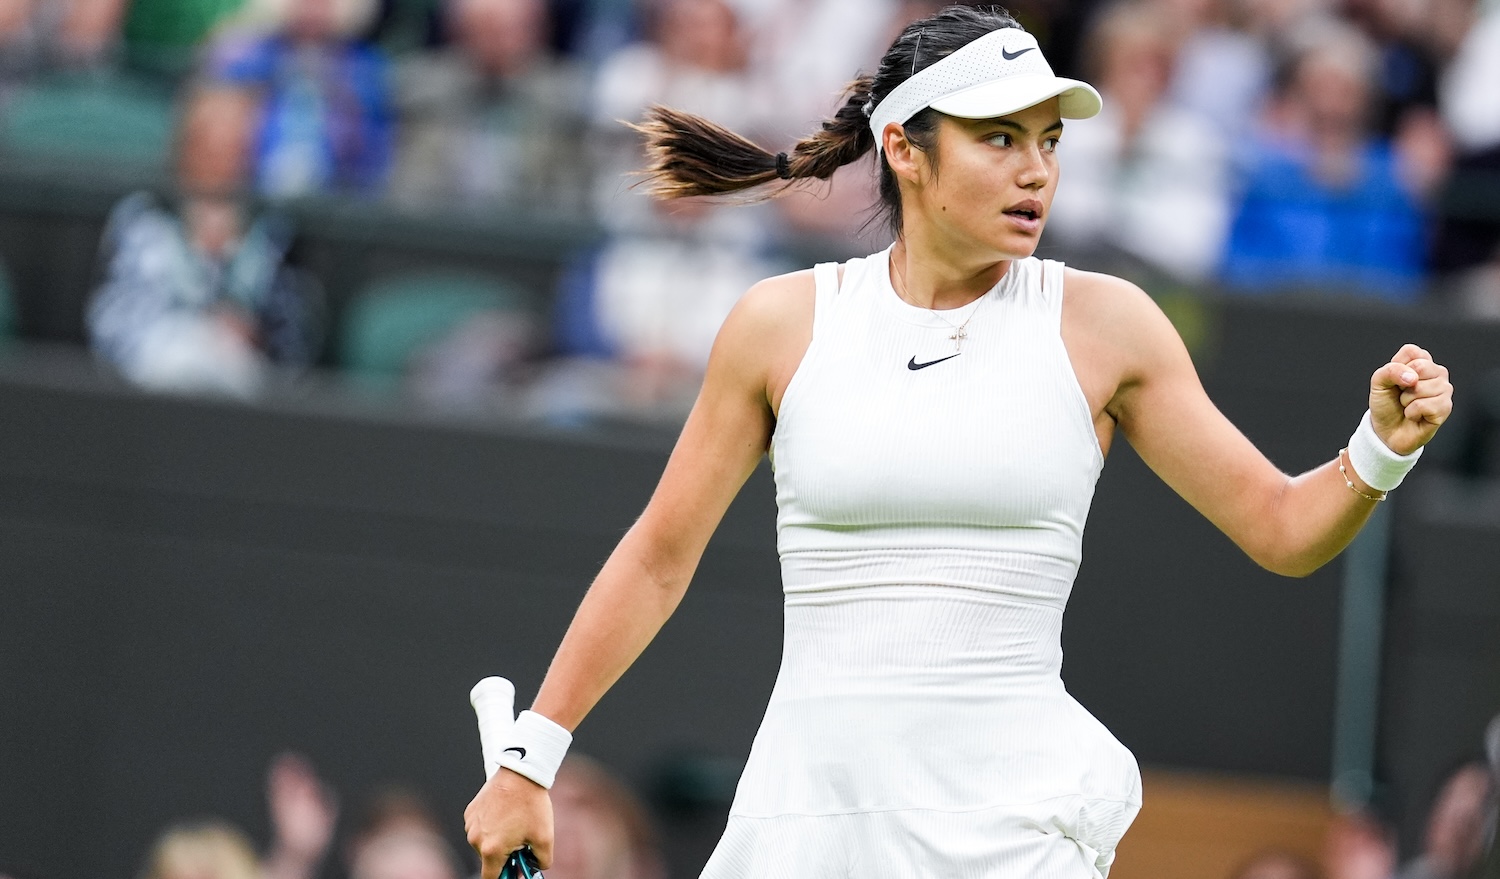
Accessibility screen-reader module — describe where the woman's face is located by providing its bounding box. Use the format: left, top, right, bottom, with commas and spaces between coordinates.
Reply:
902, 97, 1064, 262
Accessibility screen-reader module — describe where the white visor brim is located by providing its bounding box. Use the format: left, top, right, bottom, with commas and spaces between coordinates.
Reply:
928, 74, 1102, 122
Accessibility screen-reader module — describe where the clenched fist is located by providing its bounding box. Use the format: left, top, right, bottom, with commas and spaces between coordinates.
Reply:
1369, 343, 1452, 456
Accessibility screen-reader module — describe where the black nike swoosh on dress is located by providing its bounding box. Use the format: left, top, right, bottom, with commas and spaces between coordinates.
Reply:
908, 354, 961, 370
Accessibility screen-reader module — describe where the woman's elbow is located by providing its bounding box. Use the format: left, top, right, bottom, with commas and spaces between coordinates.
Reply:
1252, 546, 1331, 579
1241, 497, 1336, 578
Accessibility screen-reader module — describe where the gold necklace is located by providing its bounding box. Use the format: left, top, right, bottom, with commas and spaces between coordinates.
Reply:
893, 255, 988, 353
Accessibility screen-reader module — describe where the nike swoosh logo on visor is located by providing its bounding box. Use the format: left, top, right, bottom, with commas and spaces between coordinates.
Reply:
908, 354, 960, 371
1002, 47, 1036, 60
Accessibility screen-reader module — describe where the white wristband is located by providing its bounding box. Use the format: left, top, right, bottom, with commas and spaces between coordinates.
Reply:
1347, 410, 1422, 492
496, 710, 572, 789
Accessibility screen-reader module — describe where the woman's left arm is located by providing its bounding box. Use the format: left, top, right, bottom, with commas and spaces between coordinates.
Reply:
1076, 272, 1453, 577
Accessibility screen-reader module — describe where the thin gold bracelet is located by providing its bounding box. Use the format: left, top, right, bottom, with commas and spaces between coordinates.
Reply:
1339, 447, 1388, 502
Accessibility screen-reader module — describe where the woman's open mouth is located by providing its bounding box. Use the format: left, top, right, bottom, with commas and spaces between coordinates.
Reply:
1003, 202, 1044, 232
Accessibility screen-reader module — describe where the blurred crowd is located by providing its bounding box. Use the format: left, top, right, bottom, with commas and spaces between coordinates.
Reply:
1232, 756, 1497, 879
0, 0, 1496, 412
58, 735, 1498, 879
127, 751, 665, 879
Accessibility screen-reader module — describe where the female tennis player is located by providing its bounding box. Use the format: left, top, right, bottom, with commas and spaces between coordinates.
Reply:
465, 6, 1454, 876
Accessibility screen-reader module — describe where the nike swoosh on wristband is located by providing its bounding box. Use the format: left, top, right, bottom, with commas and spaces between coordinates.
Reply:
1001, 47, 1035, 60
908, 354, 961, 370
503, 747, 527, 759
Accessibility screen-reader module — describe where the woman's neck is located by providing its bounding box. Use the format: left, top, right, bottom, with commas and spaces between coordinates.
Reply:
889, 238, 1012, 311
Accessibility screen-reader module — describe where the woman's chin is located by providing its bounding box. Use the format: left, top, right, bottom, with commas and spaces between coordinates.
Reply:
991, 234, 1042, 261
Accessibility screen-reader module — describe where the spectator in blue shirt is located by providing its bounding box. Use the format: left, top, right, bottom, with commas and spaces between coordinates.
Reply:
206, 0, 393, 198
1221, 24, 1428, 302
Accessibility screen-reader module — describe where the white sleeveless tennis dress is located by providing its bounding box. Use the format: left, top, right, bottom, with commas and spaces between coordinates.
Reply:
699, 247, 1143, 878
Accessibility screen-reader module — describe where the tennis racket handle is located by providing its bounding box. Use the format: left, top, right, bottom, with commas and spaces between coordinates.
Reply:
470, 676, 516, 780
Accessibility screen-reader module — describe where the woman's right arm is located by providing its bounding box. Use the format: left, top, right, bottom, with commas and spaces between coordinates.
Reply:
464, 270, 814, 875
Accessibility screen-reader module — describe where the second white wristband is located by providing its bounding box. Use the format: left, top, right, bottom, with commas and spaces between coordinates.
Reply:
1347, 410, 1422, 492
496, 710, 573, 789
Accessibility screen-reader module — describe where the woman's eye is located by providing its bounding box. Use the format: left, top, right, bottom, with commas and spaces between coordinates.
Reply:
1044, 137, 1061, 152
988, 133, 1012, 147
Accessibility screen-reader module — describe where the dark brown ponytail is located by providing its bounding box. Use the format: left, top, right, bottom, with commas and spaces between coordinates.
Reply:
629, 5, 1025, 236
630, 75, 878, 201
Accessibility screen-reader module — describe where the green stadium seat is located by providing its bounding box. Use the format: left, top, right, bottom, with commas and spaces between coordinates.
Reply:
339, 272, 533, 380
0, 75, 175, 170
123, 0, 247, 78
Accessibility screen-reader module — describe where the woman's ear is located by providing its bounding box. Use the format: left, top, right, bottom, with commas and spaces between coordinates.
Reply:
883, 123, 926, 184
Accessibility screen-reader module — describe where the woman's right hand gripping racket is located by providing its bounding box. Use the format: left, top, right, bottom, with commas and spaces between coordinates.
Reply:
469, 677, 545, 879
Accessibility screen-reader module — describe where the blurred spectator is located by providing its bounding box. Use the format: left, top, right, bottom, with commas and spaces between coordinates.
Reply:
344, 788, 462, 879
1437, 0, 1500, 184
997, 0, 1101, 77
1431, 0, 1500, 315
541, 0, 784, 420
734, 0, 896, 144
544, 204, 784, 420
339, 758, 662, 879
1336, 0, 1446, 138
1239, 0, 1341, 42
548, 754, 666, 879
388, 0, 589, 214
0, 0, 128, 82
545, 0, 637, 63
592, 0, 760, 210
263, 753, 339, 879
1396, 762, 1493, 879
1219, 23, 1428, 301
1334, 0, 1455, 249
86, 84, 323, 397
142, 753, 336, 879
1046, 0, 1233, 283
1163, 0, 1274, 147
1233, 849, 1324, 879
206, 0, 393, 198
143, 821, 264, 879
1325, 807, 1399, 879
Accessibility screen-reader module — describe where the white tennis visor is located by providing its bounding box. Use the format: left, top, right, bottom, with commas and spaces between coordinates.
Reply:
869, 27, 1102, 155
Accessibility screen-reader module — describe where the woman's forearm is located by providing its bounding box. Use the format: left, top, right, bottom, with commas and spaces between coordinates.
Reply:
1259, 458, 1381, 578
528, 521, 698, 730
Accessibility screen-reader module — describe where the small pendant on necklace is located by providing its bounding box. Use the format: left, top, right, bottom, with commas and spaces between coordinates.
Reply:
950, 327, 967, 352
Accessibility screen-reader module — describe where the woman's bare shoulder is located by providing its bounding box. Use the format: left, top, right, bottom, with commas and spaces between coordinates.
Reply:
1061, 266, 1184, 356
718, 268, 817, 354
1061, 267, 1159, 323
735, 268, 817, 323
705, 268, 819, 412
1059, 266, 1198, 417
722, 267, 832, 414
